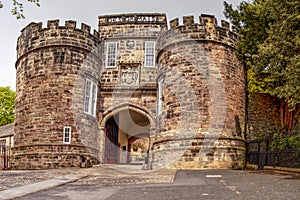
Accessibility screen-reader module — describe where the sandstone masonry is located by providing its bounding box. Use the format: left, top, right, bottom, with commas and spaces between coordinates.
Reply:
12, 13, 246, 169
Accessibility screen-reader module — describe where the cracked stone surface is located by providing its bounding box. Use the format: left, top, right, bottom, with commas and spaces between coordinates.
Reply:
70, 165, 176, 186
0, 165, 176, 191
0, 168, 80, 191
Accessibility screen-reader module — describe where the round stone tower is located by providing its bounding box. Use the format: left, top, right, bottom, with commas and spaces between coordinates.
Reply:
153, 15, 246, 169
12, 20, 101, 169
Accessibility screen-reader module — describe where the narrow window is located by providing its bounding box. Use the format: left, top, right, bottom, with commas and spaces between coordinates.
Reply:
84, 80, 91, 113
157, 79, 163, 115
91, 83, 97, 116
144, 41, 155, 67
63, 126, 71, 144
106, 42, 118, 68
84, 79, 97, 117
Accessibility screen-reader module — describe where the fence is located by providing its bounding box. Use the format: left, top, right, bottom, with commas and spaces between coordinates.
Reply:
0, 144, 10, 170
246, 136, 300, 170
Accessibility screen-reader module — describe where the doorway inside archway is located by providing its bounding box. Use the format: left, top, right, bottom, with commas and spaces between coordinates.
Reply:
104, 109, 150, 164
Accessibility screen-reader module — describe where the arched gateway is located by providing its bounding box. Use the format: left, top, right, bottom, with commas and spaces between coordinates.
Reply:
100, 104, 155, 165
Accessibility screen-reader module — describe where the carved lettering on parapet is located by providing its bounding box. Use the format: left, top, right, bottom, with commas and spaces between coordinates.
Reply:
107, 15, 158, 24
108, 16, 135, 23
136, 16, 158, 22
120, 66, 139, 86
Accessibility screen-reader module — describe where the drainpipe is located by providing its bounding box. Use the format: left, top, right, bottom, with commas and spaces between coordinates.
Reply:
243, 61, 249, 170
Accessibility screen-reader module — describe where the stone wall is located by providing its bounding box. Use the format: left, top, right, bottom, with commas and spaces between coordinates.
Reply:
153, 15, 246, 169
247, 93, 281, 139
98, 13, 167, 39
98, 14, 166, 88
12, 20, 101, 169
247, 93, 300, 139
98, 14, 167, 124
96, 14, 168, 163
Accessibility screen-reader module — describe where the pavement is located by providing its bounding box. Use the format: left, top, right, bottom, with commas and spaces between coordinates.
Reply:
0, 174, 87, 200
0, 164, 176, 200
247, 164, 300, 173
0, 165, 299, 200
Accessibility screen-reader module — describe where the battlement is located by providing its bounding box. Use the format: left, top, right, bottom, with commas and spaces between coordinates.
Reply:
99, 13, 167, 26
169, 14, 236, 32
21, 20, 99, 38
160, 14, 239, 50
98, 13, 167, 40
17, 20, 100, 60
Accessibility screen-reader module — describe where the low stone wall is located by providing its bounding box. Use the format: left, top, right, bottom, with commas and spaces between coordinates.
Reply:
152, 137, 245, 169
11, 144, 98, 169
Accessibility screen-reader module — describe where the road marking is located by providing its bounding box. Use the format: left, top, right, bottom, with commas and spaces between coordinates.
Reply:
206, 175, 222, 178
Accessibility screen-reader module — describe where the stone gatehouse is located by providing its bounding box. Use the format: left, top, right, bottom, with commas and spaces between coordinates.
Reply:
11, 13, 246, 169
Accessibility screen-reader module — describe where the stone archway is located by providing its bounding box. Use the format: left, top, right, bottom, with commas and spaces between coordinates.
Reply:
100, 103, 155, 128
100, 104, 155, 164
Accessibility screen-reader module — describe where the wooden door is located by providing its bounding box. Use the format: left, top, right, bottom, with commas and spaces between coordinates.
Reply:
105, 117, 119, 164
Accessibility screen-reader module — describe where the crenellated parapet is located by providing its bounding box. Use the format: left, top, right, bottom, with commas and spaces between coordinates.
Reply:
99, 13, 167, 25
158, 14, 239, 51
17, 20, 100, 63
154, 14, 245, 170
13, 19, 101, 169
98, 13, 167, 39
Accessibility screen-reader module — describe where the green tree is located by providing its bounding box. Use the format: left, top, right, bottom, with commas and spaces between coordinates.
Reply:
0, 87, 15, 126
0, 0, 40, 19
224, 0, 300, 133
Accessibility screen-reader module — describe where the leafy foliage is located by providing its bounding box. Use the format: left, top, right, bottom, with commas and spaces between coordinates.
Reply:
0, 87, 15, 126
131, 138, 148, 153
272, 133, 300, 150
0, 0, 40, 19
224, 0, 300, 110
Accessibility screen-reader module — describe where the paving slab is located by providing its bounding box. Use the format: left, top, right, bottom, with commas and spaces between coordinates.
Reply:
14, 170, 300, 200
0, 175, 86, 200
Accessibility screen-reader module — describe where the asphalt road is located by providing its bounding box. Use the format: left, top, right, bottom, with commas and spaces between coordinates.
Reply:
16, 170, 300, 200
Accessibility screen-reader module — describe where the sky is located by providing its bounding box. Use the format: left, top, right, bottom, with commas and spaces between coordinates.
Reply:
0, 0, 243, 90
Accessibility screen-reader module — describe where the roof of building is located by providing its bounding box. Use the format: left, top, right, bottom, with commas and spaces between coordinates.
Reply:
0, 123, 14, 138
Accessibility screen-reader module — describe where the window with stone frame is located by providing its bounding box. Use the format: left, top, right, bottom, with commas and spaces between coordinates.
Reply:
84, 79, 97, 117
144, 41, 156, 67
63, 126, 71, 144
105, 42, 118, 68
157, 79, 163, 115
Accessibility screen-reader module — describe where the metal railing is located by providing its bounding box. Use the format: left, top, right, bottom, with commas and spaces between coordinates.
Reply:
246, 136, 300, 169
0, 145, 10, 170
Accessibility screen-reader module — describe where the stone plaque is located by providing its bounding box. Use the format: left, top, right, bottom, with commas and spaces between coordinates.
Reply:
126, 40, 135, 50
120, 66, 139, 86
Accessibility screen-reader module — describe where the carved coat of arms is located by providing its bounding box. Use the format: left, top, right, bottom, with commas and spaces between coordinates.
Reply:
120, 66, 139, 86
126, 40, 135, 50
